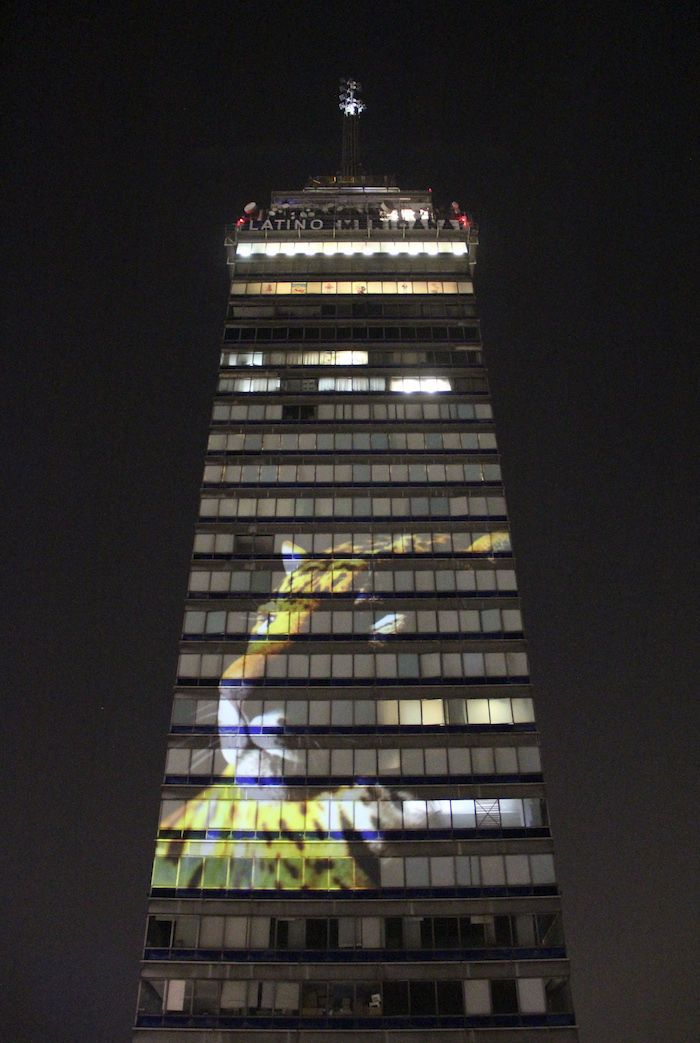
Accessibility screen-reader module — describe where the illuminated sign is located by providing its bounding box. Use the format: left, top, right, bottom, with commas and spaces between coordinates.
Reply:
240, 218, 463, 232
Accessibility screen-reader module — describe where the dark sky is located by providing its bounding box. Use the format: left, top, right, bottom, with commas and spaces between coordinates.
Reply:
2, 3, 699, 1041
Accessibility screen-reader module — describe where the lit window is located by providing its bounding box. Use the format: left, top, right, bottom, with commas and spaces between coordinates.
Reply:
390, 377, 452, 394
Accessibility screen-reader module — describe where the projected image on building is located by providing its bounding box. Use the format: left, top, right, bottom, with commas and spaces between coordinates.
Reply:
154, 529, 550, 893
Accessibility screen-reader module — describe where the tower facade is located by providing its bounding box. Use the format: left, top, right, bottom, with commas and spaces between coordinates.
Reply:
135, 121, 577, 1041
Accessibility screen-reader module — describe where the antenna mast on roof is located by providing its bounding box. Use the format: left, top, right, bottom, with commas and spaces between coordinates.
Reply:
339, 78, 365, 182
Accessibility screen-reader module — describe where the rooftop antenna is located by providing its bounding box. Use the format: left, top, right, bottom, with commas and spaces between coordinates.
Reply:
339, 78, 365, 182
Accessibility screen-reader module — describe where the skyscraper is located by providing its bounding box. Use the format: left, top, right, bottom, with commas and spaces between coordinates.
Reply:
134, 84, 577, 1041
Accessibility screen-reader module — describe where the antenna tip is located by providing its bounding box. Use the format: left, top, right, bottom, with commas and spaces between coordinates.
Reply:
339, 77, 365, 116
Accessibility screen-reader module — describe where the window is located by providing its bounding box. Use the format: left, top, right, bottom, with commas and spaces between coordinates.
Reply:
143, 911, 564, 958
152, 850, 555, 894
182, 646, 529, 684
230, 376, 280, 392
172, 693, 535, 731
231, 277, 474, 294
159, 792, 543, 839
390, 376, 452, 393
317, 376, 386, 392
199, 493, 506, 520
490, 979, 519, 1015
222, 322, 479, 344
202, 461, 501, 487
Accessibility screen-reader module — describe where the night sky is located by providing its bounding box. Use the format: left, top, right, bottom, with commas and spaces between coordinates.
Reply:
3, 3, 699, 1041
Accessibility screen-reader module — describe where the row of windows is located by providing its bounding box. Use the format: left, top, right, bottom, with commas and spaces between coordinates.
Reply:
207, 430, 497, 454
164, 743, 541, 780
172, 695, 535, 730
146, 911, 561, 954
202, 461, 501, 487
235, 240, 471, 258
178, 651, 529, 683
138, 975, 569, 1020
211, 400, 493, 422
223, 324, 479, 343
221, 349, 482, 368
193, 531, 510, 558
189, 565, 516, 597
199, 493, 507, 521
231, 280, 474, 297
219, 376, 467, 395
228, 300, 477, 320
224, 349, 370, 366
160, 797, 545, 839
151, 852, 556, 892
218, 376, 484, 394
183, 607, 522, 639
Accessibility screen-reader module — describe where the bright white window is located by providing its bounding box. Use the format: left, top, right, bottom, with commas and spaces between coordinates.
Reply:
233, 377, 280, 392
464, 980, 491, 1014
518, 979, 546, 1013
390, 376, 451, 393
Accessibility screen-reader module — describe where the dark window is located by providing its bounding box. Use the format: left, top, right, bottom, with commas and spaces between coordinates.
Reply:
491, 979, 518, 1014
305, 918, 327, 949
383, 981, 409, 1015
138, 980, 165, 1014
459, 917, 486, 947
385, 917, 403, 949
274, 919, 290, 948
433, 917, 459, 948
536, 913, 563, 946
409, 981, 436, 1015
282, 403, 317, 420
494, 915, 514, 946
146, 916, 172, 948
301, 983, 327, 1014
436, 980, 464, 1014
546, 978, 572, 1013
